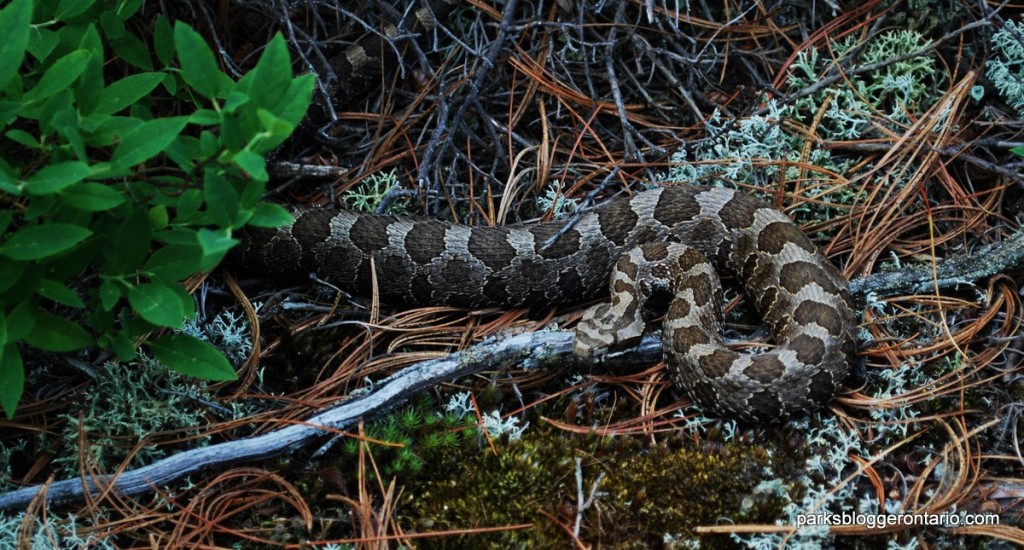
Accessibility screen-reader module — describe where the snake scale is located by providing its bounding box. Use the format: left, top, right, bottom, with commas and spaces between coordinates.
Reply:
233, 186, 857, 421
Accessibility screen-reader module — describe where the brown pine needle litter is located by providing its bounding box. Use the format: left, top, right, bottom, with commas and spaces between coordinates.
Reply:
3, 0, 1024, 547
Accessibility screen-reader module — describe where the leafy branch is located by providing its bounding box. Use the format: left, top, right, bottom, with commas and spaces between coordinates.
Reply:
0, 0, 313, 418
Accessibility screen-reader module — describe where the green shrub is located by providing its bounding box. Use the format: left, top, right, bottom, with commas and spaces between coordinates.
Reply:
0, 0, 313, 417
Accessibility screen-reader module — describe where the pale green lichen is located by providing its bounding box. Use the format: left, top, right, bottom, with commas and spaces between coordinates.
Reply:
182, 303, 258, 366
789, 30, 941, 135
716, 349, 950, 548
45, 357, 214, 476
658, 29, 944, 233
0, 512, 115, 550
659, 100, 800, 187
657, 99, 860, 226
342, 169, 407, 214
0, 439, 26, 492
535, 182, 580, 218
986, 19, 1024, 114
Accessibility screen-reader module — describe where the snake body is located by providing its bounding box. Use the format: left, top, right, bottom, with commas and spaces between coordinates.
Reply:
233, 186, 856, 421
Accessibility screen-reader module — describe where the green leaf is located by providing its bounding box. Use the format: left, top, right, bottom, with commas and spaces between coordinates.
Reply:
168, 281, 196, 321
26, 28, 59, 63
56, 0, 97, 20
107, 331, 136, 361
0, 345, 24, 419
115, 0, 144, 19
108, 206, 151, 274
199, 130, 219, 157
175, 189, 203, 221
5, 129, 40, 148
85, 115, 142, 147
49, 94, 86, 160
25, 50, 91, 103
161, 72, 177, 95
75, 25, 104, 114
1010, 146, 1024, 158
148, 204, 169, 230
22, 195, 56, 222
6, 301, 35, 342
250, 109, 294, 154
248, 202, 293, 228
0, 258, 22, 293
0, 224, 92, 260
99, 280, 121, 311
24, 312, 93, 352
0, 168, 17, 194
146, 334, 237, 381
24, 161, 92, 195
233, 149, 267, 181
238, 174, 266, 209
92, 72, 164, 116
143, 244, 202, 281
110, 31, 152, 70
153, 15, 174, 67
222, 90, 249, 114
174, 23, 228, 100
100, 10, 125, 40
240, 33, 291, 112
197, 228, 238, 271
0, 0, 31, 89
278, 73, 315, 127
60, 181, 126, 211
110, 116, 188, 169
0, 101, 22, 127
0, 310, 7, 352
189, 109, 220, 125
128, 282, 185, 328
162, 136, 196, 171
38, 280, 86, 308
203, 172, 239, 228
154, 227, 200, 245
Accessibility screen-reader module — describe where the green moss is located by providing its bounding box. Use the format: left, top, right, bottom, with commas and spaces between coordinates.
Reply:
268, 385, 806, 547
329, 393, 480, 481
283, 389, 807, 547
398, 426, 788, 549
597, 441, 786, 548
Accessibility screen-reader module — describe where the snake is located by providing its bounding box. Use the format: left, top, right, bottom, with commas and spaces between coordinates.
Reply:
232, 185, 857, 421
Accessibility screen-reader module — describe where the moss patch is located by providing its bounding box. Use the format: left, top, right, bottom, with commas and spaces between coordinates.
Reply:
395, 426, 790, 548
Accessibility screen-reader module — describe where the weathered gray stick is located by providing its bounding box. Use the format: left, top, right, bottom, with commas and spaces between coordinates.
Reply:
0, 331, 604, 511
849, 226, 1024, 297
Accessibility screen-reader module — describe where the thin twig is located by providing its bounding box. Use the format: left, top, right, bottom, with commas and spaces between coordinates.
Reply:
573, 457, 606, 538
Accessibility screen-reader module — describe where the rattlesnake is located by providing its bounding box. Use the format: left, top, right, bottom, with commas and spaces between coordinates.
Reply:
232, 185, 857, 421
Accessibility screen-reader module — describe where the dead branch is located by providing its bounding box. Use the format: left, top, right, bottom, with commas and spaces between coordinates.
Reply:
849, 225, 1024, 298
0, 331, 599, 512
268, 161, 352, 180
